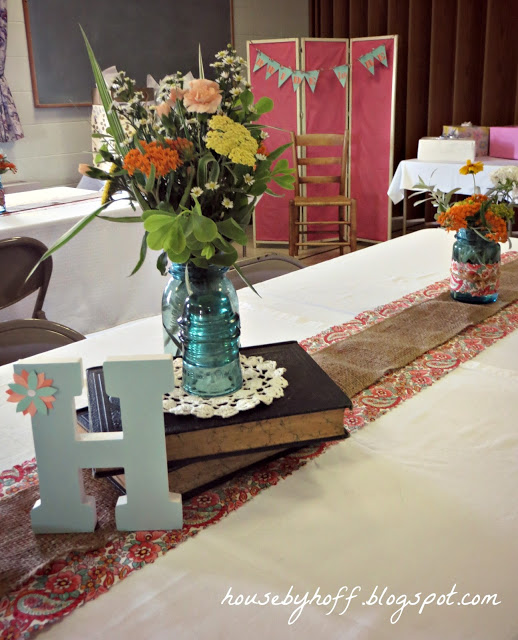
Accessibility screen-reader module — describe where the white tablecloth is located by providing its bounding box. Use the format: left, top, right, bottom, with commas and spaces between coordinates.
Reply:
388, 156, 518, 204
0, 188, 166, 334
1, 229, 517, 640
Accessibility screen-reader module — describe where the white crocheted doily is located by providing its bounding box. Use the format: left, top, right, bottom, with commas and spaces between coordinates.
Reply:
163, 354, 288, 419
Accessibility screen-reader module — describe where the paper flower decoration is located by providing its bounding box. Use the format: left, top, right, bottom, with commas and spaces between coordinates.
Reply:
6, 370, 57, 417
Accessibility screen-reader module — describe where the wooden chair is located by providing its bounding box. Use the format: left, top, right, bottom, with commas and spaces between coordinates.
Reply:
0, 237, 52, 319
289, 132, 357, 257
0, 319, 85, 366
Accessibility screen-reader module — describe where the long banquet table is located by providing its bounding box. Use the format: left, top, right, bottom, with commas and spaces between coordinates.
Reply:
0, 188, 165, 334
1, 229, 517, 639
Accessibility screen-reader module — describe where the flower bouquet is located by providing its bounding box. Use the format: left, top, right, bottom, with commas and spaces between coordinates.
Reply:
412, 160, 516, 303
0, 151, 17, 214
43, 34, 294, 277
39, 31, 296, 396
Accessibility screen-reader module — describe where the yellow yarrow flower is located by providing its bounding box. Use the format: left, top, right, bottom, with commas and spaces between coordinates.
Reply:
206, 115, 258, 167
459, 159, 484, 175
101, 163, 119, 205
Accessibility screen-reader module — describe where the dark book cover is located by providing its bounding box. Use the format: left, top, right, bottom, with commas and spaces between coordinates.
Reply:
76, 341, 351, 473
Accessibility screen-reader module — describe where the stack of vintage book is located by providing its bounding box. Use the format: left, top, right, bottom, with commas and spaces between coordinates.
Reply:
77, 341, 352, 497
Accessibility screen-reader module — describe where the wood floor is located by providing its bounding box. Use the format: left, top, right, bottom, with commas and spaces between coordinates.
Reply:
241, 226, 372, 267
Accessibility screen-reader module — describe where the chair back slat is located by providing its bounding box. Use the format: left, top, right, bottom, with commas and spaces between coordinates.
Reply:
300, 176, 341, 184
298, 157, 341, 166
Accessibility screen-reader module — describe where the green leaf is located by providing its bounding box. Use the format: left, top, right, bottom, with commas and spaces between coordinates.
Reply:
144, 214, 175, 232
265, 141, 292, 162
217, 218, 248, 245
201, 244, 215, 260
145, 163, 156, 192
156, 251, 169, 275
198, 44, 205, 79
165, 220, 186, 254
254, 97, 274, 116
233, 263, 260, 296
97, 215, 143, 223
239, 90, 254, 110
166, 246, 191, 264
28, 202, 111, 279
130, 232, 149, 275
192, 215, 218, 242
80, 26, 127, 156
210, 246, 238, 266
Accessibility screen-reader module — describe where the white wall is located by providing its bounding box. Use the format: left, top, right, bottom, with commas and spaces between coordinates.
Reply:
2, 0, 308, 190
3, 0, 92, 188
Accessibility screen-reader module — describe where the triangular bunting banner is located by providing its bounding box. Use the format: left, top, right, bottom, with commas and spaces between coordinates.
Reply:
265, 59, 280, 80
291, 70, 305, 92
305, 70, 320, 93
253, 51, 270, 72
372, 45, 388, 67
277, 65, 293, 87
359, 52, 376, 75
333, 64, 349, 87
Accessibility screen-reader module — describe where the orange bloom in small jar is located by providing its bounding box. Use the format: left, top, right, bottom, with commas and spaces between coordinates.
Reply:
0, 153, 17, 175
183, 79, 222, 114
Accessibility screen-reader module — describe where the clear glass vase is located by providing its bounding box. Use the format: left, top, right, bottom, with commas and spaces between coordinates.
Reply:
450, 228, 501, 304
162, 263, 242, 397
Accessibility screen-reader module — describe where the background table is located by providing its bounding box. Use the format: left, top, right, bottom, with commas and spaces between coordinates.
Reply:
388, 156, 518, 234
1, 229, 517, 639
0, 188, 165, 334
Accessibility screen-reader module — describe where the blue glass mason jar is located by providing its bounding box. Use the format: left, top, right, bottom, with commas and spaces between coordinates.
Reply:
162, 263, 242, 397
450, 228, 501, 304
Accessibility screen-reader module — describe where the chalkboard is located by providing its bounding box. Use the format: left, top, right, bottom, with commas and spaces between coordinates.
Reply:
22, 0, 233, 107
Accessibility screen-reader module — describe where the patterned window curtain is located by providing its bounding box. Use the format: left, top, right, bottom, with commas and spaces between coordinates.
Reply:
0, 0, 23, 142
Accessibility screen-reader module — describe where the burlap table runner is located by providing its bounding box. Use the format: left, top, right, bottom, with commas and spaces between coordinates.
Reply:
312, 259, 518, 396
1, 259, 517, 599
0, 471, 120, 598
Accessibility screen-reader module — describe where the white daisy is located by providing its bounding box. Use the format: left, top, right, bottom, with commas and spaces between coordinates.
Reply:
233, 74, 243, 83
220, 71, 229, 79
224, 56, 235, 64
205, 181, 219, 190
248, 105, 257, 113
260, 130, 269, 139
230, 87, 242, 97
255, 153, 267, 161
244, 174, 255, 185
222, 197, 234, 209
191, 187, 203, 198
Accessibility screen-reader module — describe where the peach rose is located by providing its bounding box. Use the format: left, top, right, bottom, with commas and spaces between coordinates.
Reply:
156, 101, 172, 118
78, 163, 90, 175
169, 87, 187, 102
183, 79, 222, 114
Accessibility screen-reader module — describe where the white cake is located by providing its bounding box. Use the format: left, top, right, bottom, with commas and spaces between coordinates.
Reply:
417, 137, 476, 162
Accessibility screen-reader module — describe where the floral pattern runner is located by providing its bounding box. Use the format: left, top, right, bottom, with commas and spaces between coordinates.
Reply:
1, 252, 518, 639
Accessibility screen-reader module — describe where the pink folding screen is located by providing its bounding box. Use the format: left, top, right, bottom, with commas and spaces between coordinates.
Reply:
303, 39, 348, 240
350, 36, 397, 242
248, 36, 397, 244
247, 40, 299, 243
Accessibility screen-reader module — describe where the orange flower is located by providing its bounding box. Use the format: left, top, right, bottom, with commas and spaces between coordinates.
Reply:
485, 210, 508, 243
167, 137, 195, 162
257, 143, 269, 157
123, 140, 181, 178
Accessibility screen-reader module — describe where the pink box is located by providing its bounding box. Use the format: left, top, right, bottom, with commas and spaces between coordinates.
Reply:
489, 126, 518, 160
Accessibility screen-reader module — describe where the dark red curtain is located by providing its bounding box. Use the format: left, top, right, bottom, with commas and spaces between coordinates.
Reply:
310, 0, 518, 172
